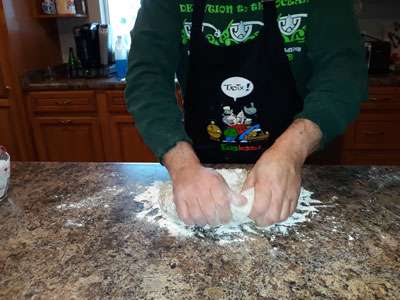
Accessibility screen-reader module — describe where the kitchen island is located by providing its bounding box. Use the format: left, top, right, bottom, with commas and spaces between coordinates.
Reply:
0, 163, 399, 299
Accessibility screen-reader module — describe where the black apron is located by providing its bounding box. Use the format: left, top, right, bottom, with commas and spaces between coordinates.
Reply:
184, 0, 303, 163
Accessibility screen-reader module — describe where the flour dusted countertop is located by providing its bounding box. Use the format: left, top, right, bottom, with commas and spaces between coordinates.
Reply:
1, 163, 399, 299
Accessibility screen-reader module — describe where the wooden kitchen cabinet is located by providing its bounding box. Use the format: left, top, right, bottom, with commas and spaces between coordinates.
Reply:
32, 117, 104, 162
105, 91, 157, 162
109, 115, 156, 162
342, 87, 400, 165
0, 99, 20, 159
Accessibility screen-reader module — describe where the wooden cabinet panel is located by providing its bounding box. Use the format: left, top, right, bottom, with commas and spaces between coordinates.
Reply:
346, 121, 400, 150
106, 91, 127, 113
0, 68, 8, 98
30, 91, 97, 113
0, 99, 20, 159
32, 117, 104, 162
364, 87, 400, 111
342, 150, 400, 165
110, 115, 156, 162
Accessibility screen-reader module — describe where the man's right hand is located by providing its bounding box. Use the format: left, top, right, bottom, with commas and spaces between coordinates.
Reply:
163, 142, 245, 226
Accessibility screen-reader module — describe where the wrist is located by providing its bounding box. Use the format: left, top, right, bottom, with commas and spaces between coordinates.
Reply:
163, 142, 201, 179
264, 119, 322, 167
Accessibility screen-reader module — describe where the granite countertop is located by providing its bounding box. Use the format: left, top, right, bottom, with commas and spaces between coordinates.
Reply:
22, 68, 126, 91
22, 68, 400, 91
0, 163, 399, 299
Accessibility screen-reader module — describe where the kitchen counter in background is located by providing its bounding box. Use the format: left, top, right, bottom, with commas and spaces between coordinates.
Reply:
22, 69, 126, 91
22, 69, 400, 91
0, 163, 399, 299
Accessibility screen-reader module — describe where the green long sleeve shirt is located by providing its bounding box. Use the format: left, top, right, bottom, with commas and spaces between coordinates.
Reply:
125, 0, 368, 160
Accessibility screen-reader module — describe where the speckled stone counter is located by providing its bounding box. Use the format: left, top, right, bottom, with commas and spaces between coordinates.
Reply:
23, 76, 126, 91
22, 69, 400, 91
0, 163, 399, 299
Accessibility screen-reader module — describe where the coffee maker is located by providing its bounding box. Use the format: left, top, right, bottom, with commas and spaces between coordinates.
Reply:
73, 23, 113, 77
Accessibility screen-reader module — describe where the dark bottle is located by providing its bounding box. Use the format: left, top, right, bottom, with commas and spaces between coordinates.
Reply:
67, 47, 78, 78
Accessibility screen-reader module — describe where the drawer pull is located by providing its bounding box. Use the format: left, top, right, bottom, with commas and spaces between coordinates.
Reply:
59, 120, 72, 125
368, 97, 377, 101
363, 131, 384, 136
56, 99, 72, 105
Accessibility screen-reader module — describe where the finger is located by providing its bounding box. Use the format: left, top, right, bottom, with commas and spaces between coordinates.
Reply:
211, 186, 231, 225
289, 196, 298, 215
197, 193, 217, 226
250, 181, 271, 222
241, 170, 256, 193
190, 197, 208, 226
262, 188, 285, 226
175, 195, 193, 225
279, 200, 291, 222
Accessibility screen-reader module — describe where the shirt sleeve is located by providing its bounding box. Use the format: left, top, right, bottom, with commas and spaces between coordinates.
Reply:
125, 0, 192, 160
295, 0, 368, 147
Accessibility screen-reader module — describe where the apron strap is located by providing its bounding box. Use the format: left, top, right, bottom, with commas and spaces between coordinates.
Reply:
190, 0, 207, 46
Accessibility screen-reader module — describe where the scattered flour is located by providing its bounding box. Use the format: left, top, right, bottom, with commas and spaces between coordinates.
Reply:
135, 169, 323, 244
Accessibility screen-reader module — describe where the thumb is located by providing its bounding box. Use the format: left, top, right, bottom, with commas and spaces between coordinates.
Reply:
241, 171, 255, 194
229, 191, 247, 207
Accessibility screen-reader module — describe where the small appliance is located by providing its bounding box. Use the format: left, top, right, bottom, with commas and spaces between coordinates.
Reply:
73, 23, 113, 78
363, 33, 392, 74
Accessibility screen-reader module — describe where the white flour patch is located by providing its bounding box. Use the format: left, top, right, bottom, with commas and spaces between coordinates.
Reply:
134, 169, 323, 244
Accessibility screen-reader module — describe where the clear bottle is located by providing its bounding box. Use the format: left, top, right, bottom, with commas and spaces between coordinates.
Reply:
0, 146, 10, 201
115, 35, 128, 80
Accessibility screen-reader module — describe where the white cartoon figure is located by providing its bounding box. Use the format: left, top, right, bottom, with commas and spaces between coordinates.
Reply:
278, 14, 308, 36
222, 106, 237, 126
244, 102, 257, 115
236, 110, 246, 124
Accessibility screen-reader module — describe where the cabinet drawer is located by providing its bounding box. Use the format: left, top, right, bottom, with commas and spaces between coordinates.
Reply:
30, 91, 97, 113
347, 121, 400, 149
364, 87, 400, 111
106, 91, 128, 113
342, 150, 400, 165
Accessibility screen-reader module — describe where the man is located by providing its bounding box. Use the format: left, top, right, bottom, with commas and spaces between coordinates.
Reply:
125, 0, 367, 226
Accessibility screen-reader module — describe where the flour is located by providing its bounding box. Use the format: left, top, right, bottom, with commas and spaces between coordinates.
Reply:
135, 169, 323, 244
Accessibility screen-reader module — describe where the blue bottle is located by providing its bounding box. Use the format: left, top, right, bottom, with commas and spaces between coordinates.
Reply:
115, 36, 128, 80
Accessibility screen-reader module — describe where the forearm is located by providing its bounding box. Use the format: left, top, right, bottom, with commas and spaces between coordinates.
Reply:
262, 119, 322, 167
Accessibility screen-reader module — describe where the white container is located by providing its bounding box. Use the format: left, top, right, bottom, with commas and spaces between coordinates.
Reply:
56, 0, 76, 14
0, 146, 10, 201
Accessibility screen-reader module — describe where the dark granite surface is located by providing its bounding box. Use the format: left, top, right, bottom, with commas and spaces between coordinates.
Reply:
0, 163, 399, 299
22, 69, 400, 91
22, 68, 126, 91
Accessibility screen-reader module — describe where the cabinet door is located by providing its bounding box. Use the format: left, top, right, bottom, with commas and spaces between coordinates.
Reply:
32, 117, 104, 162
0, 68, 8, 98
110, 115, 156, 162
0, 99, 20, 159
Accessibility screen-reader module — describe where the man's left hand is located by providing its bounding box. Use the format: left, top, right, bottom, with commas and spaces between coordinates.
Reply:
242, 147, 302, 226
241, 118, 322, 226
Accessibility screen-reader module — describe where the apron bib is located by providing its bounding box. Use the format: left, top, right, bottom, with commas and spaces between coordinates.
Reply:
184, 0, 303, 163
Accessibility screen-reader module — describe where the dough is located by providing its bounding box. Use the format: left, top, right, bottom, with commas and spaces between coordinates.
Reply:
158, 169, 255, 225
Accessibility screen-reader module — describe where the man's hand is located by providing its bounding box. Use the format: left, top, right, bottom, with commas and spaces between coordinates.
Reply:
242, 119, 322, 226
163, 142, 245, 225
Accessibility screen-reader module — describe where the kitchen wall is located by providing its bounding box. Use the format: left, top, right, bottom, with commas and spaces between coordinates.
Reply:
358, 0, 400, 39
56, 0, 400, 62
57, 0, 104, 62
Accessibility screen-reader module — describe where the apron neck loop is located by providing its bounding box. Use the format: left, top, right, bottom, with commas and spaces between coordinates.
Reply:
191, 0, 207, 42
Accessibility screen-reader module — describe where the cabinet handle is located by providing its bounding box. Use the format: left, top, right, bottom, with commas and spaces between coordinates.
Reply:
368, 97, 377, 101
59, 120, 72, 125
364, 131, 384, 136
56, 99, 72, 105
